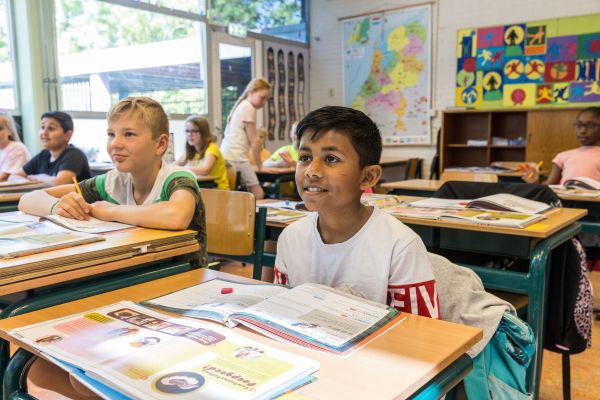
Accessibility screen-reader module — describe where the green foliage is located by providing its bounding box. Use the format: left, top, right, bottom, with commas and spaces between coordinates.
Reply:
56, 0, 199, 54
0, 0, 10, 63
209, 0, 301, 30
120, 88, 206, 115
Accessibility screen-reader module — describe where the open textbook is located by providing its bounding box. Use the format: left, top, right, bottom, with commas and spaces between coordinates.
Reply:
549, 185, 600, 198
563, 177, 600, 190
0, 211, 134, 234
143, 279, 402, 355
381, 206, 545, 228
42, 214, 134, 234
9, 301, 319, 400
259, 201, 310, 223
410, 193, 550, 214
0, 220, 105, 259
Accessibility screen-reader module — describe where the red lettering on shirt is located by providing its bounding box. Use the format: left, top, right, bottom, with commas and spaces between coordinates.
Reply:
273, 266, 288, 285
387, 280, 440, 319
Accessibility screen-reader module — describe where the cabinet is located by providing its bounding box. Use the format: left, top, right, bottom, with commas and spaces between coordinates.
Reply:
440, 108, 583, 173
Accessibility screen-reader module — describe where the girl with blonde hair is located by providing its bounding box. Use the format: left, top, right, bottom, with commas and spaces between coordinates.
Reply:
0, 110, 31, 181
220, 78, 272, 199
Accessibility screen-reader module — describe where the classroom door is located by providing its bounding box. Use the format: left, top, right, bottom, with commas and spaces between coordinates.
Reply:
211, 32, 255, 139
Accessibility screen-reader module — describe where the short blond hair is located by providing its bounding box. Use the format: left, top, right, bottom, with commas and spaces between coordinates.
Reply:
107, 97, 169, 139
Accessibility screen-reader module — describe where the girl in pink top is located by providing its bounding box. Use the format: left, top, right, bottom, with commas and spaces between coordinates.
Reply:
523, 107, 600, 184
0, 110, 31, 181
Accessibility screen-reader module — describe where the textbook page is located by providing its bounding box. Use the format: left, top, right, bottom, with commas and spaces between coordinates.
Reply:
549, 185, 600, 198
382, 206, 545, 228
143, 278, 289, 327
409, 198, 468, 210
265, 208, 309, 223
466, 193, 550, 214
232, 283, 399, 353
43, 214, 134, 234
10, 301, 319, 400
0, 221, 105, 259
563, 177, 600, 190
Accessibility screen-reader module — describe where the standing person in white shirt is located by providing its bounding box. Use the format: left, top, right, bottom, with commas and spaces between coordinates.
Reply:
0, 110, 31, 182
220, 78, 272, 199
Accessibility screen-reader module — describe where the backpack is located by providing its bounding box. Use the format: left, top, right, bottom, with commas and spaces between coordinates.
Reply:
545, 237, 593, 354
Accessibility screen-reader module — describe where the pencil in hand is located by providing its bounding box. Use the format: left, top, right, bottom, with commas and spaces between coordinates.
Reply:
72, 176, 83, 197
526, 161, 543, 179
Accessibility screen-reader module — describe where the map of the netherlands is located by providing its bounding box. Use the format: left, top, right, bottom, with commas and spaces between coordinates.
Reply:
343, 6, 431, 145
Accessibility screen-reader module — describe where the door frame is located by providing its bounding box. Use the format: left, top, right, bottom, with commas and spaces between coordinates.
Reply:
208, 30, 258, 140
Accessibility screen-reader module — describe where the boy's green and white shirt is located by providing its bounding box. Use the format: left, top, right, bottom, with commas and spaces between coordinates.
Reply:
79, 163, 207, 266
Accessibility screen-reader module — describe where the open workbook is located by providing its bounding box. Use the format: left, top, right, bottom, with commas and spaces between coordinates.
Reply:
142, 278, 402, 355
549, 177, 600, 197
259, 201, 310, 223
9, 301, 319, 400
0, 220, 105, 259
381, 205, 545, 228
410, 193, 551, 214
0, 211, 134, 234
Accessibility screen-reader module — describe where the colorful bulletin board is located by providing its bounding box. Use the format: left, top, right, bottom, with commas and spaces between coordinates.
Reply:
455, 13, 600, 108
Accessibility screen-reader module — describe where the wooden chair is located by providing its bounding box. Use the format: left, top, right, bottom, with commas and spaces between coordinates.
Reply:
440, 171, 498, 183
225, 162, 237, 190
200, 189, 267, 280
404, 158, 423, 180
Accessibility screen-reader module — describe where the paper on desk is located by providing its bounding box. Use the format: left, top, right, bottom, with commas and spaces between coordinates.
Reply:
43, 214, 134, 234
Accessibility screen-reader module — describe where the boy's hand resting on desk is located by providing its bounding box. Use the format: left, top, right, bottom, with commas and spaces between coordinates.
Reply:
53, 192, 91, 220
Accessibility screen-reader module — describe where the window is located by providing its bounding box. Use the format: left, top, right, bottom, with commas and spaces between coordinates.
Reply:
54, 0, 207, 161
0, 0, 17, 110
209, 0, 307, 43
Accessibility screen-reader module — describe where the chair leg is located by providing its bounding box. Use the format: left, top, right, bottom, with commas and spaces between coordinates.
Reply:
3, 349, 37, 400
562, 353, 571, 400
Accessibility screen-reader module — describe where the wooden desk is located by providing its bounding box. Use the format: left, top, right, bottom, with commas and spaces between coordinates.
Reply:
0, 227, 199, 295
555, 193, 600, 234
0, 222, 200, 392
0, 182, 45, 213
196, 175, 218, 188
261, 199, 586, 398
379, 156, 408, 182
381, 179, 442, 197
0, 193, 24, 213
0, 269, 482, 399
257, 167, 296, 199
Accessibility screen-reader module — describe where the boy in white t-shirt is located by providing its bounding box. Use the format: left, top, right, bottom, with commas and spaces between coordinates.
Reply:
274, 106, 440, 318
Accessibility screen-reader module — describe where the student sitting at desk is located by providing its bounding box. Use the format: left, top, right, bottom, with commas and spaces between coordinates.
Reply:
13, 111, 91, 186
20, 97, 206, 265
20, 97, 208, 398
174, 115, 229, 190
0, 109, 30, 181
522, 106, 600, 185
248, 127, 272, 167
274, 106, 440, 318
263, 121, 298, 168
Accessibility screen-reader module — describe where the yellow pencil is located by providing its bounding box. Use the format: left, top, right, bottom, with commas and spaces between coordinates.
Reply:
527, 161, 544, 179
72, 176, 83, 196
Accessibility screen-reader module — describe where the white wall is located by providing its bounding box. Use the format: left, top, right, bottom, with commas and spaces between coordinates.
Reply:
309, 0, 600, 175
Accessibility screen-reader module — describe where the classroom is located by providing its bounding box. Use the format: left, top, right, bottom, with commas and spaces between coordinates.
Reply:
1, 0, 600, 399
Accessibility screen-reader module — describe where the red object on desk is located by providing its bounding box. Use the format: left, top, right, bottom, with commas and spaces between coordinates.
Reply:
221, 287, 233, 294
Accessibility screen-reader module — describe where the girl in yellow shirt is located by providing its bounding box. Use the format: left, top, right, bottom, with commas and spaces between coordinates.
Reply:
175, 116, 229, 190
